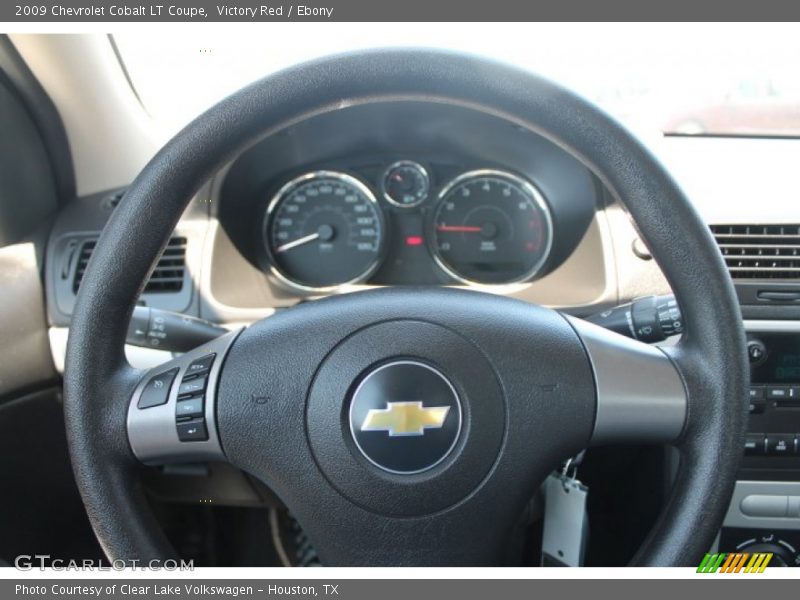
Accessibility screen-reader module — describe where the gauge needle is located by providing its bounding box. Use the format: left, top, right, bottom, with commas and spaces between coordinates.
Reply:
275, 232, 320, 253
436, 225, 482, 233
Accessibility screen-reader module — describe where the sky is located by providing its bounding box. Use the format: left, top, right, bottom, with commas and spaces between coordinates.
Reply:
114, 22, 800, 136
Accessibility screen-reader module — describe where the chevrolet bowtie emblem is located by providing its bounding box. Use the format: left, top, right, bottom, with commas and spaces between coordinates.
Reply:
360, 401, 450, 436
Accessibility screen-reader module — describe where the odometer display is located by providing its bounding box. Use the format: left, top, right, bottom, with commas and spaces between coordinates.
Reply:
432, 170, 553, 285
265, 172, 384, 290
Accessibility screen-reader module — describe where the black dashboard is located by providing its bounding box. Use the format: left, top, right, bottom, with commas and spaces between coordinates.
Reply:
45, 99, 615, 329
217, 101, 599, 295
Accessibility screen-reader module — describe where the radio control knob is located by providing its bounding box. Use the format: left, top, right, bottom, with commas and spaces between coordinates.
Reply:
736, 540, 797, 567
747, 339, 767, 365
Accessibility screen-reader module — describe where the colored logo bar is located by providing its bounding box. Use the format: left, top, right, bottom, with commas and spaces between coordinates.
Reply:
697, 552, 773, 573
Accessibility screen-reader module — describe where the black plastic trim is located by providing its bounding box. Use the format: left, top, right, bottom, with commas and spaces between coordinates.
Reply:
0, 35, 75, 205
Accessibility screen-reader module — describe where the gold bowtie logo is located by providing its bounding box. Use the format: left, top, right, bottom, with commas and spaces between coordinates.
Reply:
360, 402, 450, 436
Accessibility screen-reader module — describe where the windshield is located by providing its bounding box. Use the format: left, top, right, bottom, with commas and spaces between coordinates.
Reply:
114, 23, 800, 138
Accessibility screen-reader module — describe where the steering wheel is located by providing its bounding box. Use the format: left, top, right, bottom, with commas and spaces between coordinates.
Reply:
64, 49, 748, 566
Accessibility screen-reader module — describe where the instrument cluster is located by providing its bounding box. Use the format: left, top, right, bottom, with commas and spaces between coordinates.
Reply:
262, 161, 555, 292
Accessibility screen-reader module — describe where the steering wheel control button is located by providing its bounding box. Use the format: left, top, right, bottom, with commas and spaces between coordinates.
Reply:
185, 353, 216, 378
137, 368, 179, 409
744, 434, 767, 456
176, 397, 204, 420
176, 417, 208, 442
178, 375, 207, 397
349, 361, 462, 474
128, 330, 239, 464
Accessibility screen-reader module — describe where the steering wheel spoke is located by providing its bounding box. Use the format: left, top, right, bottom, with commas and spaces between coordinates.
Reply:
568, 317, 687, 446
127, 330, 240, 465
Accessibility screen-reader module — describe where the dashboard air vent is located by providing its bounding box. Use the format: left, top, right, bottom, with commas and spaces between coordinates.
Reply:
710, 224, 800, 280
73, 237, 187, 293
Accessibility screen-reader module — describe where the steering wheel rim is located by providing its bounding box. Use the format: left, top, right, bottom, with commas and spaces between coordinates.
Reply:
64, 48, 748, 566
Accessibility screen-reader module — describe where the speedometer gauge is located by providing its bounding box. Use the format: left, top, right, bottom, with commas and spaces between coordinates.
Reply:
265, 171, 385, 291
431, 170, 553, 285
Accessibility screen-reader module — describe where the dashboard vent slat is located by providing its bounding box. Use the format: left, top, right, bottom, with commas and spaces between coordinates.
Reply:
72, 237, 187, 294
711, 224, 800, 280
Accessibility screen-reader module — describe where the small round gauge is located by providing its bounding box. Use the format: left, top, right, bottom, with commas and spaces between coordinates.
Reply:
265, 171, 385, 291
382, 160, 430, 208
431, 170, 553, 285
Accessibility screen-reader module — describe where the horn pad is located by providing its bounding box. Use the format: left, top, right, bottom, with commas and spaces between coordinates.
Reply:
306, 319, 505, 517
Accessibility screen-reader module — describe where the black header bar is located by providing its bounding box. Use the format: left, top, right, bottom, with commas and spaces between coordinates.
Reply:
5, 0, 800, 22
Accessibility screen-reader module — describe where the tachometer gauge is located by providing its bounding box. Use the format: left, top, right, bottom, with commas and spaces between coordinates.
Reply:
431, 170, 553, 285
265, 171, 385, 291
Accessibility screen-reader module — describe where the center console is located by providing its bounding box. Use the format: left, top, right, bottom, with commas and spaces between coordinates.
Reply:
719, 324, 800, 566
